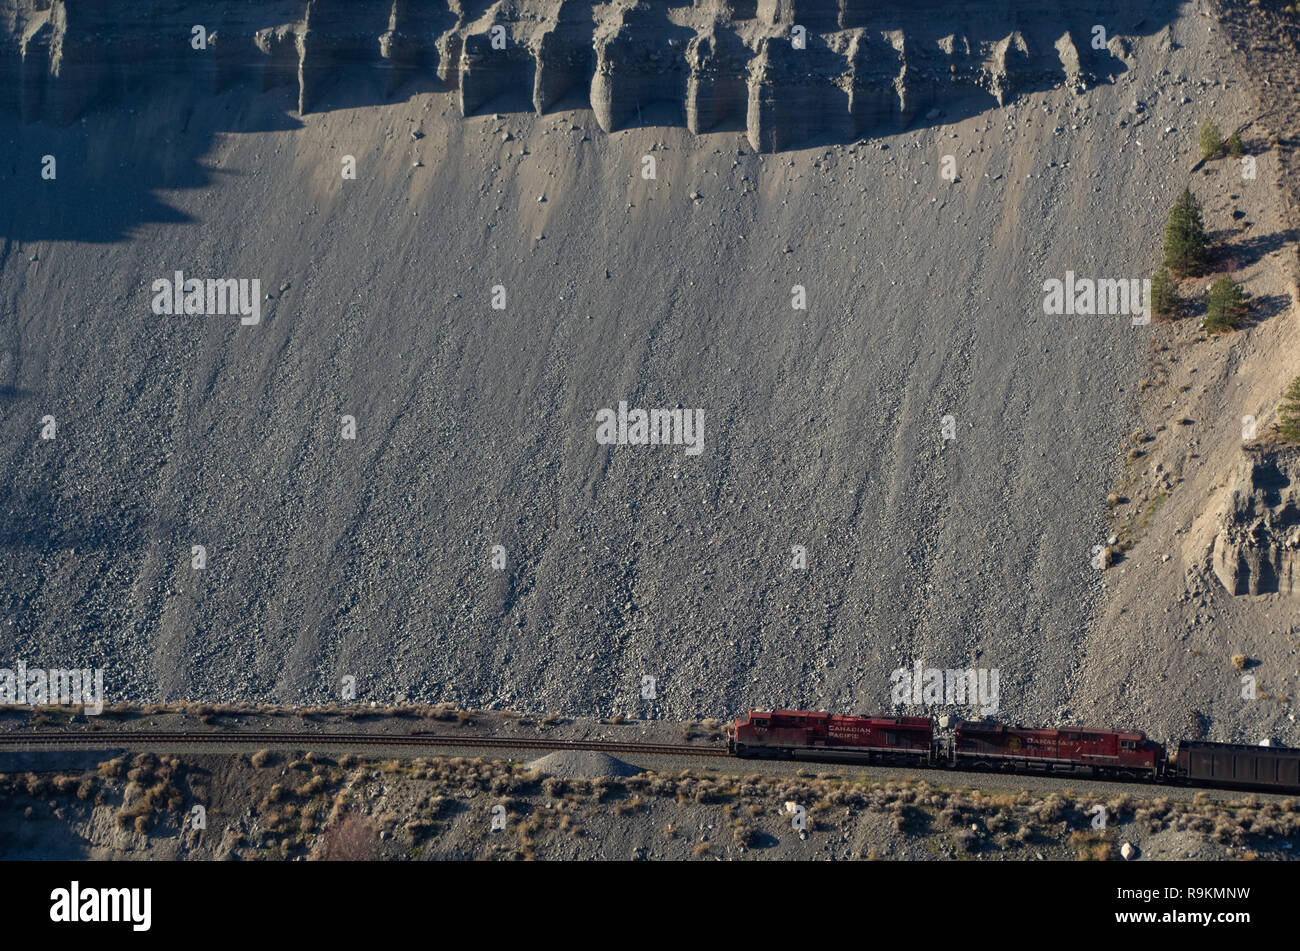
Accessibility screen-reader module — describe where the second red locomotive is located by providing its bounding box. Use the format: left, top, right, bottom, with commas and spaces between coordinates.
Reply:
728, 709, 932, 764
951, 720, 1162, 779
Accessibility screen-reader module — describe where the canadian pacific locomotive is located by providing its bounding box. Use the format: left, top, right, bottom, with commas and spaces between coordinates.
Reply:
727, 709, 1300, 794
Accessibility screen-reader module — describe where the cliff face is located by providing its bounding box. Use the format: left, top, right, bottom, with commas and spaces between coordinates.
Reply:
2, 0, 1140, 151
10, 0, 1267, 729
1211, 448, 1300, 597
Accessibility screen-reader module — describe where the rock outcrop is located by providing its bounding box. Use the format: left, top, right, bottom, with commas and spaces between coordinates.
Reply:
1211, 447, 1300, 596
0, 0, 1140, 149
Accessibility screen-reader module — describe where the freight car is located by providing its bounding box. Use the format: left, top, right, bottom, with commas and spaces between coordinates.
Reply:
951, 720, 1163, 781
727, 709, 932, 764
1174, 740, 1300, 792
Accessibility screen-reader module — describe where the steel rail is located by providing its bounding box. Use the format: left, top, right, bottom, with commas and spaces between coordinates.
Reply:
0, 730, 732, 759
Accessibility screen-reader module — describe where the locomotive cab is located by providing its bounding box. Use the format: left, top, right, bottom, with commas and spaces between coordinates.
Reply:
728, 710, 772, 756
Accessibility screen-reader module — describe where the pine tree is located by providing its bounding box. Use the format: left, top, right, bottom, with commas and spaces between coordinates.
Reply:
1203, 276, 1245, 333
1163, 187, 1208, 277
1279, 375, 1300, 444
1151, 267, 1176, 320
1227, 132, 1245, 158
1199, 119, 1224, 160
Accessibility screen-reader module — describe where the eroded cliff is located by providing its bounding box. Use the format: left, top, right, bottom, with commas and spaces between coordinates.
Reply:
3, 0, 1143, 150
1211, 447, 1300, 597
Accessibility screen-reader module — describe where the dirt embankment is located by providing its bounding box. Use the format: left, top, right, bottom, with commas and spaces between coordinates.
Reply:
3, 744, 1297, 861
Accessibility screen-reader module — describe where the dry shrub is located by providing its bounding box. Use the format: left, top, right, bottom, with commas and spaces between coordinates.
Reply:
1032, 794, 1067, 823
615, 795, 645, 815
1070, 830, 1115, 861
404, 819, 432, 839
954, 827, 979, 852
250, 749, 274, 768
316, 812, 380, 861
295, 775, 327, 798
541, 777, 569, 798
732, 819, 758, 848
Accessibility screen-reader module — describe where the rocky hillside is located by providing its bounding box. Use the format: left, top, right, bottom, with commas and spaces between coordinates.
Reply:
1, 0, 1297, 745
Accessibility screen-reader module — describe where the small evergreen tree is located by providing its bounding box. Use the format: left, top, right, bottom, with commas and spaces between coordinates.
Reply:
1200, 119, 1224, 160
1227, 132, 1245, 158
1151, 267, 1176, 320
1279, 375, 1300, 444
1203, 276, 1246, 333
1163, 187, 1209, 277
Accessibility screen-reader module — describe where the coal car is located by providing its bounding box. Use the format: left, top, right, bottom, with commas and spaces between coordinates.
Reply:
727, 709, 932, 764
1174, 740, 1300, 792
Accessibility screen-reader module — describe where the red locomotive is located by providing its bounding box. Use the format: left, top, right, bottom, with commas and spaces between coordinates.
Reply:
727, 709, 932, 764
952, 720, 1162, 780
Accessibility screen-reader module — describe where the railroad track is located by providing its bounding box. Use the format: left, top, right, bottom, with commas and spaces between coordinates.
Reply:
0, 730, 732, 759
0, 731, 1286, 800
